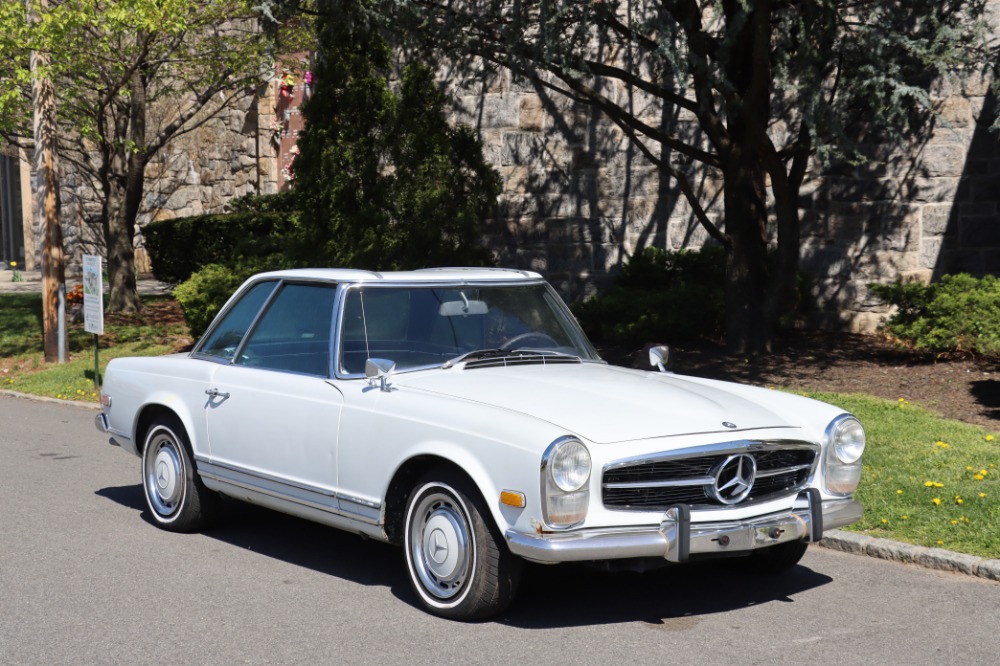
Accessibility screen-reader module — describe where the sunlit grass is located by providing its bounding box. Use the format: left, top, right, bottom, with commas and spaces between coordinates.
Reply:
800, 392, 1000, 559
1, 293, 189, 403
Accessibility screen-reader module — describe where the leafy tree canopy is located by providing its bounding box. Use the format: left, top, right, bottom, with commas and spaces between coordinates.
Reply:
356, 0, 998, 352
0, 1, 278, 311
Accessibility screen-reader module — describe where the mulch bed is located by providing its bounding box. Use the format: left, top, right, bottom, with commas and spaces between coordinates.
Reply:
599, 330, 1000, 431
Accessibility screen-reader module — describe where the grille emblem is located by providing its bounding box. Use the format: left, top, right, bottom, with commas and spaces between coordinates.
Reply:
709, 454, 756, 504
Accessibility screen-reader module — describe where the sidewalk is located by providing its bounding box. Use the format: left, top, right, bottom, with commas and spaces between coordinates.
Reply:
0, 269, 172, 296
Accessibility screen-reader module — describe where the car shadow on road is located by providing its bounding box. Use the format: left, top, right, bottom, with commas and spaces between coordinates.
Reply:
96, 483, 832, 627
500, 559, 832, 628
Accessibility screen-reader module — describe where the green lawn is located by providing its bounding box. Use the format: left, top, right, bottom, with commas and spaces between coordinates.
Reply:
801, 392, 999, 559
0, 293, 189, 402
2, 293, 997, 557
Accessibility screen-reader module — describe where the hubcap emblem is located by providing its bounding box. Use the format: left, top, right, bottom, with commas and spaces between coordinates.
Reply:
429, 529, 449, 564
156, 461, 170, 488
709, 454, 756, 504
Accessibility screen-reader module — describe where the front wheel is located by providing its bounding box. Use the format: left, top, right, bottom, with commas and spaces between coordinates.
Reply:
404, 472, 521, 620
141, 416, 218, 533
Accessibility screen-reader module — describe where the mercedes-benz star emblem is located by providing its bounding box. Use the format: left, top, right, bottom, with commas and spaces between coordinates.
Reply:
157, 461, 169, 488
430, 530, 448, 563
709, 454, 756, 504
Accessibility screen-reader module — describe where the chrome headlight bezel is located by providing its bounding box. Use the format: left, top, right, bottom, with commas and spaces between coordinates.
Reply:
824, 414, 866, 496
541, 436, 592, 528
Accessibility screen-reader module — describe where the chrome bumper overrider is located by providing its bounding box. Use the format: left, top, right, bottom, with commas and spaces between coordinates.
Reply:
94, 413, 123, 447
505, 492, 863, 564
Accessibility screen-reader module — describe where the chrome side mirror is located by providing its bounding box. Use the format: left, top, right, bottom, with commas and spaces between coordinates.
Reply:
365, 358, 396, 391
648, 345, 673, 373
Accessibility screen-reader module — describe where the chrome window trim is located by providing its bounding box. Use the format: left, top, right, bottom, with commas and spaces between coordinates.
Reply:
191, 278, 282, 360
192, 278, 342, 379
331, 279, 599, 380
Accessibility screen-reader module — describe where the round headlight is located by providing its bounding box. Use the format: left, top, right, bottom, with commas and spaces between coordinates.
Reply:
829, 416, 866, 464
550, 439, 591, 492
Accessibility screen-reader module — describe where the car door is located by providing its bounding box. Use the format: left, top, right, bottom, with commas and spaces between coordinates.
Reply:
203, 282, 345, 510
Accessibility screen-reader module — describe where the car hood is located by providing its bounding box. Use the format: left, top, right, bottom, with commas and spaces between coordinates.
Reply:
398, 362, 795, 444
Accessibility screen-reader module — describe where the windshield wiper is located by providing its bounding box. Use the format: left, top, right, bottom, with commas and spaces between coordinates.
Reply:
442, 348, 578, 369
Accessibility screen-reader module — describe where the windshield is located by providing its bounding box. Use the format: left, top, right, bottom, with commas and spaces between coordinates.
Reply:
339, 283, 599, 374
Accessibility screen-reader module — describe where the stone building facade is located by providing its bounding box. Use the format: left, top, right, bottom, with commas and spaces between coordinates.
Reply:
4, 57, 999, 332
449, 68, 999, 332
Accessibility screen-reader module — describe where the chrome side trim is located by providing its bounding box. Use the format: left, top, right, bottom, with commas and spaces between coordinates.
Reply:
195, 457, 381, 524
505, 497, 863, 564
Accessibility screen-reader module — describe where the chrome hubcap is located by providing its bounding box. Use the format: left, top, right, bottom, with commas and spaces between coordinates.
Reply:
145, 434, 183, 517
410, 491, 470, 600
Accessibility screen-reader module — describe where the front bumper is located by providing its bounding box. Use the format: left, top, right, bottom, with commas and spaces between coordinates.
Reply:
505, 492, 862, 564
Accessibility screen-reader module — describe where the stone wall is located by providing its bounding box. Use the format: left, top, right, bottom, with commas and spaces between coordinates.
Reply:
449, 67, 999, 331
34, 83, 279, 275
27, 50, 1000, 333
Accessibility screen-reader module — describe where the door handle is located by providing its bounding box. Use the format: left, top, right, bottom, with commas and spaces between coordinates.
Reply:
205, 388, 230, 399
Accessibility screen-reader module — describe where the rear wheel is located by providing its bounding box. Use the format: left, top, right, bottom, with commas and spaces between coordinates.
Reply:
404, 471, 521, 620
728, 540, 809, 575
141, 416, 218, 532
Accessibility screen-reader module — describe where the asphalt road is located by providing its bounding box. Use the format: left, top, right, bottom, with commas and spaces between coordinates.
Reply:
2, 395, 999, 666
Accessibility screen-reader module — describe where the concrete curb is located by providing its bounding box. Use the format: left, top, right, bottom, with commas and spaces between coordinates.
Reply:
819, 529, 1000, 583
0, 389, 101, 411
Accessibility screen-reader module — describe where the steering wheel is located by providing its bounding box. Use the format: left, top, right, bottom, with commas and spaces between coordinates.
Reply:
499, 331, 560, 350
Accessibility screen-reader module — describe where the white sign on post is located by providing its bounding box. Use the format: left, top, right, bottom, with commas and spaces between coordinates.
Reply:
82, 255, 104, 335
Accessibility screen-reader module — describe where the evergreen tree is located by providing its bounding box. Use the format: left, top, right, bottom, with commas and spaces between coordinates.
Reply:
291, 0, 499, 269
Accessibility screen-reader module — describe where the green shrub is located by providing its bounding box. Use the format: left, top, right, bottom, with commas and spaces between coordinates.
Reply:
144, 205, 295, 284
870, 274, 1000, 357
573, 246, 727, 346
173, 257, 284, 339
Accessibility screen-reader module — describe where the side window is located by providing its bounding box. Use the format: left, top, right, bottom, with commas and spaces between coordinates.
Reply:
237, 283, 337, 376
198, 281, 277, 360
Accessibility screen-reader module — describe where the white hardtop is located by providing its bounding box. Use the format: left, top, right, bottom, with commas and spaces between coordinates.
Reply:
251, 267, 543, 284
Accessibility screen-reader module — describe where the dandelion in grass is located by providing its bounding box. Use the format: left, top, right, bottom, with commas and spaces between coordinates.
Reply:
932, 498, 942, 505
934, 441, 949, 449
979, 492, 987, 498
951, 520, 959, 525
986, 434, 995, 442
900, 515, 909, 521
937, 540, 944, 545
980, 469, 989, 477
967, 466, 974, 471
974, 474, 985, 481
897, 489, 904, 495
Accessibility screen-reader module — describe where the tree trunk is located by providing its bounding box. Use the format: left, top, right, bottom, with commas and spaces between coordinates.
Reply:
102, 64, 147, 313
29, 0, 67, 363
722, 161, 771, 355
102, 175, 141, 313
720, 0, 775, 355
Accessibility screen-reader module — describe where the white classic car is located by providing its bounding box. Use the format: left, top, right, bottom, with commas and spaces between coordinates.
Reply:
96, 268, 865, 620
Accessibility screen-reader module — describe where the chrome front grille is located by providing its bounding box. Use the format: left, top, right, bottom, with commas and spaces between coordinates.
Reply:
602, 441, 818, 511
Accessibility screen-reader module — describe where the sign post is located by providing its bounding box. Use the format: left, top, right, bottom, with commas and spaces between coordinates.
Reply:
82, 255, 104, 389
